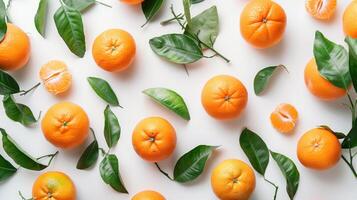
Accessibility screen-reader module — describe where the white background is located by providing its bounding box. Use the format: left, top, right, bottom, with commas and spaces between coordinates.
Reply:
1, 0, 357, 199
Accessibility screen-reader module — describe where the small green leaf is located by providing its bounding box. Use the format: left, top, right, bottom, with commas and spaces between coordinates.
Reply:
143, 88, 190, 120
183, 0, 192, 27
34, 0, 49, 37
149, 34, 203, 64
1, 129, 49, 171
99, 154, 128, 193
54, 3, 86, 57
191, 0, 204, 3
239, 128, 269, 176
141, 0, 164, 26
270, 151, 300, 200
0, 70, 20, 95
342, 119, 357, 149
173, 145, 217, 183
0, 153, 17, 182
318, 125, 346, 139
254, 65, 286, 95
104, 105, 120, 148
87, 77, 120, 106
313, 31, 350, 89
0, 0, 6, 41
63, 0, 96, 12
345, 36, 357, 93
76, 140, 99, 169
3, 95, 38, 126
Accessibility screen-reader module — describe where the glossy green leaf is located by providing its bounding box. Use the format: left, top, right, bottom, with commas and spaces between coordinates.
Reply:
63, 0, 95, 12
342, 119, 357, 149
254, 65, 285, 95
173, 145, 217, 183
87, 77, 120, 107
1, 128, 48, 171
345, 36, 357, 93
34, 0, 49, 37
183, 0, 192, 27
104, 105, 120, 148
191, 0, 204, 3
184, 6, 218, 48
318, 125, 346, 139
3, 95, 38, 126
149, 34, 203, 64
0, 153, 17, 182
0, 0, 6, 41
76, 140, 99, 169
99, 154, 128, 193
313, 31, 350, 89
239, 128, 269, 176
141, 0, 164, 26
143, 88, 190, 120
0, 70, 20, 95
54, 3, 86, 57
270, 151, 300, 200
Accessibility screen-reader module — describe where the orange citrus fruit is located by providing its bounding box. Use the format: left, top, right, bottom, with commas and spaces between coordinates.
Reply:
132, 190, 166, 200
211, 159, 256, 200
132, 117, 176, 162
201, 75, 248, 120
41, 102, 89, 149
39, 60, 72, 95
240, 0, 287, 49
121, 0, 144, 5
343, 0, 357, 38
92, 29, 136, 72
270, 103, 298, 134
297, 128, 341, 170
0, 23, 30, 71
304, 58, 347, 100
32, 171, 76, 200
305, 0, 337, 20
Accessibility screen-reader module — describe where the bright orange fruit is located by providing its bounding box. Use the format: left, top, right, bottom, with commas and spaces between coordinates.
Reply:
270, 103, 298, 134
343, 0, 357, 38
132, 190, 166, 200
121, 0, 144, 5
306, 0, 337, 20
39, 60, 72, 95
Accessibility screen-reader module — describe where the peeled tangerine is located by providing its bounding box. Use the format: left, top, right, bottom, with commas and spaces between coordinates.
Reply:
270, 103, 298, 134
305, 0, 337, 20
39, 60, 72, 95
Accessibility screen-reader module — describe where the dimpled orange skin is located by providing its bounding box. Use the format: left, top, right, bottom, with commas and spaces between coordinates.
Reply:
39, 60, 72, 95
92, 29, 136, 72
0, 23, 30, 71
297, 128, 341, 170
41, 102, 89, 149
132, 190, 166, 200
211, 159, 256, 200
132, 117, 176, 162
343, 0, 357, 38
121, 0, 144, 5
305, 0, 337, 20
240, 0, 287, 49
32, 171, 76, 200
304, 58, 347, 100
201, 75, 248, 120
270, 103, 298, 134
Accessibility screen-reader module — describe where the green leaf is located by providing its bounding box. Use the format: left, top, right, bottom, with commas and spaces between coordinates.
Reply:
0, 70, 20, 95
184, 6, 218, 48
34, 0, 49, 37
254, 65, 285, 95
342, 119, 357, 149
143, 88, 190, 120
63, 0, 95, 12
76, 140, 99, 169
87, 77, 120, 106
1, 128, 48, 171
239, 128, 269, 176
191, 0, 204, 3
149, 34, 203, 64
313, 31, 350, 89
183, 0, 192, 27
99, 154, 128, 193
0, 153, 17, 182
104, 105, 120, 148
173, 145, 217, 183
3, 95, 38, 126
54, 3, 86, 57
141, 0, 164, 26
345, 36, 357, 93
270, 151, 300, 200
0, 0, 6, 41
318, 125, 346, 139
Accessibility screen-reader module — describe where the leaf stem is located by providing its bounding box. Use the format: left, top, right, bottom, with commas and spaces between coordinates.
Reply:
36, 151, 59, 166
264, 177, 279, 200
160, 14, 184, 26
20, 82, 41, 96
90, 127, 97, 141
18, 191, 33, 200
183, 64, 189, 76
341, 154, 357, 178
95, 1, 112, 8
99, 148, 107, 156
347, 93, 356, 125
154, 162, 173, 181
5, 0, 12, 22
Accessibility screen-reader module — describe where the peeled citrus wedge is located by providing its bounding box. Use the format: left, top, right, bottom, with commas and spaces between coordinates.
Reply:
39, 60, 72, 95
305, 0, 337, 20
270, 103, 298, 134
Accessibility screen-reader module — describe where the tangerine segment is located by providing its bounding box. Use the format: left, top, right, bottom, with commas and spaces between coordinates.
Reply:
132, 190, 166, 200
297, 128, 341, 170
240, 0, 287, 49
39, 60, 72, 95
121, 0, 144, 5
304, 58, 347, 100
211, 159, 255, 200
270, 103, 298, 134
32, 171, 76, 200
132, 117, 176, 162
343, 0, 357, 38
306, 0, 337, 20
0, 23, 30, 71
